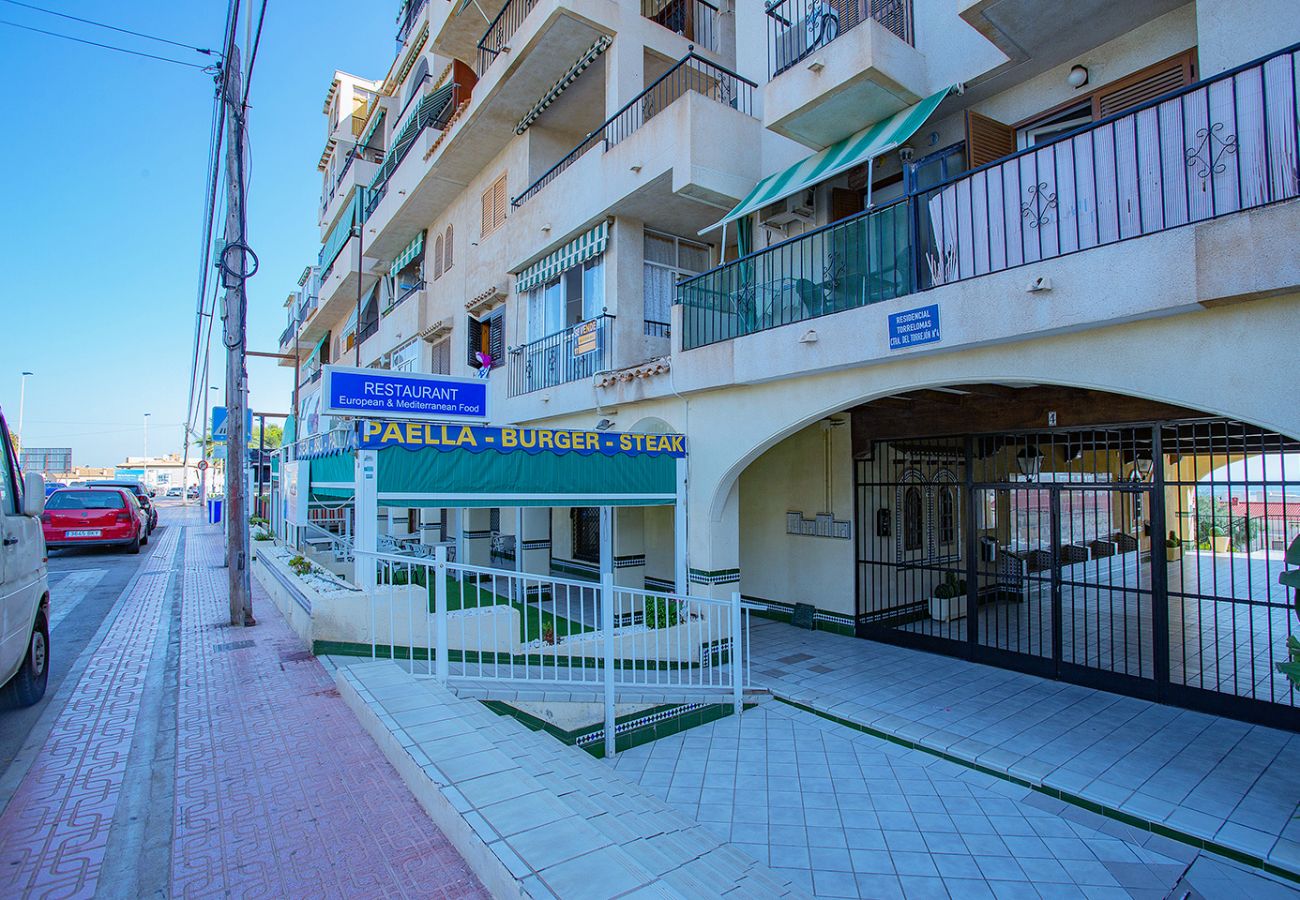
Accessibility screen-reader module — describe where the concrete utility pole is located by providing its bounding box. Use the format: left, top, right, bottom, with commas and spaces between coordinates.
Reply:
219, 44, 254, 627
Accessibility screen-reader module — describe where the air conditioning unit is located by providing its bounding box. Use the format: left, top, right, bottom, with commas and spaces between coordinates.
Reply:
759, 189, 815, 227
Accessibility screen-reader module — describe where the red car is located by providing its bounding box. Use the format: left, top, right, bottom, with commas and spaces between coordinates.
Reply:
42, 488, 149, 554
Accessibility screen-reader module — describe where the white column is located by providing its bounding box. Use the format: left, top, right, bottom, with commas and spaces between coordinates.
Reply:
614, 507, 645, 589
674, 457, 688, 594
463, 508, 493, 565
600, 505, 616, 758
355, 449, 379, 593
518, 507, 552, 576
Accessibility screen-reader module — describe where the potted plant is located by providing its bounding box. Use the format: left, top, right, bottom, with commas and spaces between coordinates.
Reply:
1211, 524, 1230, 554
929, 572, 969, 622
1165, 531, 1182, 562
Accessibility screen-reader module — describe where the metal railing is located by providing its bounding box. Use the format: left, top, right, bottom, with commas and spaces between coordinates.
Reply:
396, 0, 428, 46
767, 0, 913, 77
279, 325, 295, 348
678, 43, 1300, 350
386, 279, 425, 314
508, 314, 614, 396
360, 547, 751, 754
512, 52, 755, 207
358, 318, 379, 344
644, 320, 671, 338
303, 519, 353, 563
477, 0, 539, 76
364, 81, 463, 220
678, 200, 912, 349
643, 0, 719, 53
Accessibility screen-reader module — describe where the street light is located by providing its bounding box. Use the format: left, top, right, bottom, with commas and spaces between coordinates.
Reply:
16, 371, 33, 443
143, 412, 151, 490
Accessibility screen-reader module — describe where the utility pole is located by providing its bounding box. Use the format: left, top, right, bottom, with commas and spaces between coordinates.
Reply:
219, 44, 255, 627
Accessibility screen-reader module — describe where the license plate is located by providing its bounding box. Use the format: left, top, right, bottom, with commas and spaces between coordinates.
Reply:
66, 529, 101, 538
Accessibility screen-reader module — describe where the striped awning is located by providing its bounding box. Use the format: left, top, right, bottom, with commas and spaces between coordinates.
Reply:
516, 35, 612, 135
515, 222, 608, 292
358, 107, 385, 150
389, 229, 426, 277
702, 87, 954, 234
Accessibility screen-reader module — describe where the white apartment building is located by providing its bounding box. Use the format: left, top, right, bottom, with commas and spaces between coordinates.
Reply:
278, 0, 1300, 730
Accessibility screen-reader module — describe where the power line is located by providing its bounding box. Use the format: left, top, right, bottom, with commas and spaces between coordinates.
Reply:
0, 18, 213, 69
242, 0, 268, 109
0, 0, 216, 56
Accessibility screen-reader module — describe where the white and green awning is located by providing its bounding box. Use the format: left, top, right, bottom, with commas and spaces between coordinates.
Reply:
702, 86, 955, 235
516, 36, 612, 135
389, 229, 426, 277
515, 221, 608, 292
358, 107, 385, 150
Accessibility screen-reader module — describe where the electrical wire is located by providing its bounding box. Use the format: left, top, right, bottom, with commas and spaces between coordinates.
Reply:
0, 0, 216, 56
242, 0, 268, 109
0, 19, 214, 70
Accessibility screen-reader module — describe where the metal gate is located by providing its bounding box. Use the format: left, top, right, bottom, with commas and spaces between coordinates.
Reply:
855, 420, 1299, 729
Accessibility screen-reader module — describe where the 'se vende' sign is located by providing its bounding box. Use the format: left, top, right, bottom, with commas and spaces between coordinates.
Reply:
321, 365, 488, 422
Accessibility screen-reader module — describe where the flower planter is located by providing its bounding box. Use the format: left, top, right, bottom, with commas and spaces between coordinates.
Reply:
1212, 536, 1230, 553
929, 594, 968, 622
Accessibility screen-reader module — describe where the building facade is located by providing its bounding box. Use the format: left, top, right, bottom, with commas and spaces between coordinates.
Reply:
279, 0, 1300, 728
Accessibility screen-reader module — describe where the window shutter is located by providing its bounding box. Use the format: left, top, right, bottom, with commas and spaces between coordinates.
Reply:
492, 176, 507, 229
466, 317, 483, 367
488, 314, 504, 363
480, 187, 493, 236
831, 187, 864, 222
1092, 49, 1197, 118
444, 225, 454, 270
965, 110, 1015, 169
433, 235, 444, 279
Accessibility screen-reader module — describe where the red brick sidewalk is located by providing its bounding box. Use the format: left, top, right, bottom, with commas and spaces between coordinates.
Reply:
0, 511, 486, 899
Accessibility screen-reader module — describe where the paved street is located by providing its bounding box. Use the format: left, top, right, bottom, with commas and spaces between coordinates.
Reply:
0, 505, 484, 898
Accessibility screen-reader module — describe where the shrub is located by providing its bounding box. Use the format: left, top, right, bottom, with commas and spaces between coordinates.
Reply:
249, 516, 268, 526
542, 624, 556, 645
253, 528, 273, 541
288, 555, 313, 576
645, 597, 682, 629
933, 572, 967, 600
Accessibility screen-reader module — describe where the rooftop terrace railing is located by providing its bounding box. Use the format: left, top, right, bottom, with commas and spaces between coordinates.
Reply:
766, 0, 913, 78
512, 52, 755, 208
677, 42, 1300, 350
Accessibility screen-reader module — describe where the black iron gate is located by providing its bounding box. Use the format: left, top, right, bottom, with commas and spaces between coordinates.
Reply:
855, 420, 1299, 729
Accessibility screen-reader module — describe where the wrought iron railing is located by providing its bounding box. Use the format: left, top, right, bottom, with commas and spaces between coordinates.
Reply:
512, 52, 755, 208
396, 0, 428, 46
677, 43, 1300, 350
363, 81, 462, 219
508, 314, 615, 396
644, 320, 671, 338
643, 0, 720, 52
766, 0, 913, 77
477, 0, 539, 76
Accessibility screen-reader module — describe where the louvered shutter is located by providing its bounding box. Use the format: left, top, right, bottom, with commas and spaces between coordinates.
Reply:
488, 314, 504, 364
481, 186, 493, 236
466, 317, 483, 367
965, 110, 1015, 169
1093, 50, 1196, 118
492, 175, 507, 229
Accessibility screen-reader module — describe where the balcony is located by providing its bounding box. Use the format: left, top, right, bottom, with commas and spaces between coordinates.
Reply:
763, 0, 926, 149
508, 314, 614, 396
321, 152, 379, 232
677, 44, 1300, 350
396, 0, 429, 46
642, 0, 719, 53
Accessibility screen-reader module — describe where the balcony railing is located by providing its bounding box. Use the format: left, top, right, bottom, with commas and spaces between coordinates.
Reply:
279, 325, 295, 348
766, 0, 914, 78
363, 82, 463, 219
677, 43, 1300, 350
397, 0, 429, 46
508, 315, 614, 396
512, 52, 755, 207
477, 0, 539, 76
643, 0, 719, 53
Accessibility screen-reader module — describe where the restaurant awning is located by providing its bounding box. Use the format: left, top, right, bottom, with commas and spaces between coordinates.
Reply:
701, 86, 954, 235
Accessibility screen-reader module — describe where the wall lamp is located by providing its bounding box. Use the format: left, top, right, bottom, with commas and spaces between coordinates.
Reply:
1067, 65, 1089, 88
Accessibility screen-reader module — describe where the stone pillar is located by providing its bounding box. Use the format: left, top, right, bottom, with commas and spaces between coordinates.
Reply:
613, 506, 646, 588
518, 507, 552, 576
463, 507, 493, 566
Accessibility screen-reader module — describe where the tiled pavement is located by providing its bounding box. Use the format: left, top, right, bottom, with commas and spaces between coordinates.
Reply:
609, 698, 1300, 898
0, 510, 484, 898
746, 619, 1300, 876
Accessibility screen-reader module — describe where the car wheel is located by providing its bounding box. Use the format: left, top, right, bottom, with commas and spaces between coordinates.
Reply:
2, 611, 49, 707
128, 534, 141, 555
141, 529, 149, 546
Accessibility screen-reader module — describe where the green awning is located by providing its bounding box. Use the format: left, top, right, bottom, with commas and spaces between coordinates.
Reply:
390, 229, 426, 277
358, 107, 385, 150
515, 221, 608, 292
515, 36, 611, 135
702, 87, 954, 234
310, 454, 354, 499
319, 190, 362, 270
377, 445, 675, 508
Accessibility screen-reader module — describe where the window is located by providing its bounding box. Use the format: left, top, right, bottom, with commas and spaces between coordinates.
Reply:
430, 338, 451, 375
444, 225, 453, 271
571, 508, 600, 564
1017, 102, 1091, 150
0, 421, 16, 515
903, 487, 923, 552
391, 338, 419, 372
358, 286, 380, 343
467, 312, 504, 369
433, 234, 444, 280
391, 255, 424, 304
526, 256, 604, 342
938, 486, 957, 547
644, 231, 708, 336
481, 173, 508, 237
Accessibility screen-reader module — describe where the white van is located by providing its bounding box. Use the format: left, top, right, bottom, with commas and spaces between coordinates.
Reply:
0, 409, 49, 706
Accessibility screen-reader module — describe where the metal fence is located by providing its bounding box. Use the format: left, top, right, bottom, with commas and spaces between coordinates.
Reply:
767, 0, 913, 78
359, 548, 751, 755
508, 314, 614, 396
643, 0, 719, 52
677, 200, 911, 348
512, 52, 755, 208
477, 0, 540, 76
678, 44, 1300, 350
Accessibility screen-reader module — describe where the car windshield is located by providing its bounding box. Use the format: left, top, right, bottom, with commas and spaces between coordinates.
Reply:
47, 490, 125, 510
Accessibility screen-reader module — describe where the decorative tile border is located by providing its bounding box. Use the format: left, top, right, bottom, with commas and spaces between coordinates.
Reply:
519, 539, 551, 551
688, 567, 740, 586
462, 530, 493, 539
744, 595, 855, 636
614, 554, 646, 569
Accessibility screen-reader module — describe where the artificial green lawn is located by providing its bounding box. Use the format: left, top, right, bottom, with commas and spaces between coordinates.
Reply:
414, 574, 594, 644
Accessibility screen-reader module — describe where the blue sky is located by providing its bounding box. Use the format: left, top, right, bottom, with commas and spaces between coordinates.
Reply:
0, 1, 394, 466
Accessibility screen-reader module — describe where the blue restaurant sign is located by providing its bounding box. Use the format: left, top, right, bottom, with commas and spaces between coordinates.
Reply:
887, 304, 941, 350
321, 365, 488, 422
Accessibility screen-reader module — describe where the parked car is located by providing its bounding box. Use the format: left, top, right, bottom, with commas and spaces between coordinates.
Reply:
43, 481, 66, 496
0, 408, 50, 706
187, 486, 200, 499
165, 487, 183, 498
43, 488, 148, 554
85, 481, 157, 533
